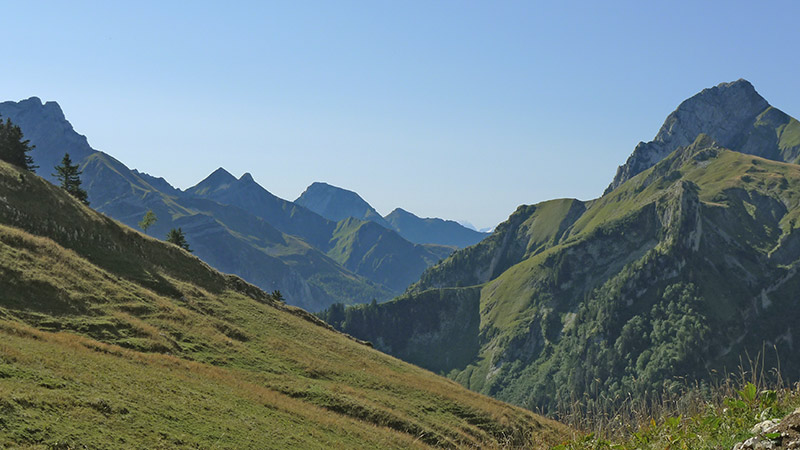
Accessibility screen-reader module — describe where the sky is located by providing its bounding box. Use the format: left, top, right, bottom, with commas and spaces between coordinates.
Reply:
2, 1, 799, 229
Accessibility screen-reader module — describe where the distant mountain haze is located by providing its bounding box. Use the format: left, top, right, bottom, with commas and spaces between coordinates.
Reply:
296, 181, 489, 248
185, 167, 336, 250
188, 168, 455, 293
0, 98, 404, 310
0, 97, 95, 185
295, 181, 394, 229
385, 207, 489, 248
0, 97, 465, 310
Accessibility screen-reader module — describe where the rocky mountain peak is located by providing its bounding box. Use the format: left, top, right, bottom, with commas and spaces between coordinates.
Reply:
185, 167, 237, 195
388, 207, 412, 217
206, 167, 236, 184
295, 182, 392, 229
6, 97, 68, 123
605, 79, 779, 194
17, 96, 43, 108
650, 79, 767, 147
0, 97, 94, 182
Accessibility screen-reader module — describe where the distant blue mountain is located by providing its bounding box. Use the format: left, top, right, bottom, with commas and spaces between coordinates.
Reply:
385, 208, 489, 248
296, 181, 489, 248
295, 182, 393, 229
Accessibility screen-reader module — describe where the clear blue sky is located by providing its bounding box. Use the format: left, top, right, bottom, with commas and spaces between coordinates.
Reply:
2, 1, 799, 229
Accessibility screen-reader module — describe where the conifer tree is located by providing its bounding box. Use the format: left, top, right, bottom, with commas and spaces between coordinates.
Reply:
138, 209, 157, 233
0, 116, 37, 171
166, 228, 192, 252
53, 153, 89, 205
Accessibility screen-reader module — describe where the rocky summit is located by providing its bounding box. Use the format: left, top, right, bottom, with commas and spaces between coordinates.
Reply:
606, 79, 800, 194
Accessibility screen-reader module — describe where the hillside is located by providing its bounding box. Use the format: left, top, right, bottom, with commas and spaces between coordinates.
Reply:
185, 168, 336, 250
324, 135, 800, 412
0, 159, 568, 448
0, 98, 419, 310
385, 208, 489, 248
320, 80, 800, 415
187, 169, 455, 295
328, 218, 453, 292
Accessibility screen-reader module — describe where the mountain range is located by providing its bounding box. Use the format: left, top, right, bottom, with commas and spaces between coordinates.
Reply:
0, 98, 487, 311
0, 157, 566, 448
319, 79, 800, 413
295, 181, 490, 248
7, 78, 797, 428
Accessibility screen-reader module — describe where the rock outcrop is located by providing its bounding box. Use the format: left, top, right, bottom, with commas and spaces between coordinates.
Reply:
0, 97, 96, 182
605, 79, 800, 194
733, 410, 800, 450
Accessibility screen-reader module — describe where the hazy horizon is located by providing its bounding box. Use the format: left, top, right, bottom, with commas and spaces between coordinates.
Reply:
3, 1, 799, 229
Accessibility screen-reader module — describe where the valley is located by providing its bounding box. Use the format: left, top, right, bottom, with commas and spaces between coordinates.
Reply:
4, 79, 800, 448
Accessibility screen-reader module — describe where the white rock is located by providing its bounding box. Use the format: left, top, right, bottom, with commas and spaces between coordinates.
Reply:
750, 418, 781, 434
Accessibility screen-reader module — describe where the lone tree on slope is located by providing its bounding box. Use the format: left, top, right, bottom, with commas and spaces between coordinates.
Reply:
138, 209, 158, 233
0, 116, 37, 171
166, 227, 192, 252
53, 153, 89, 205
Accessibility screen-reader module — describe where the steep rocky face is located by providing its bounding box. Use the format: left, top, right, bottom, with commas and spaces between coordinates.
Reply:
384, 207, 489, 248
295, 181, 393, 230
606, 79, 800, 193
0, 97, 95, 181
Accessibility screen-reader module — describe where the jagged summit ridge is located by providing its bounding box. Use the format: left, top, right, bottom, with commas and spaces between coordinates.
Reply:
604, 79, 800, 194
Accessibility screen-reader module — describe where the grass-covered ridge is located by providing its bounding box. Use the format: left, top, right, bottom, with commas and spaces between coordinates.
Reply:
327, 217, 452, 293
0, 160, 568, 448
324, 136, 800, 420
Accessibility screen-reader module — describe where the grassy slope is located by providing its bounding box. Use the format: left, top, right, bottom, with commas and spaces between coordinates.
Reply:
459, 138, 800, 397
327, 217, 454, 293
327, 136, 800, 417
555, 379, 800, 450
411, 198, 586, 292
0, 161, 567, 449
